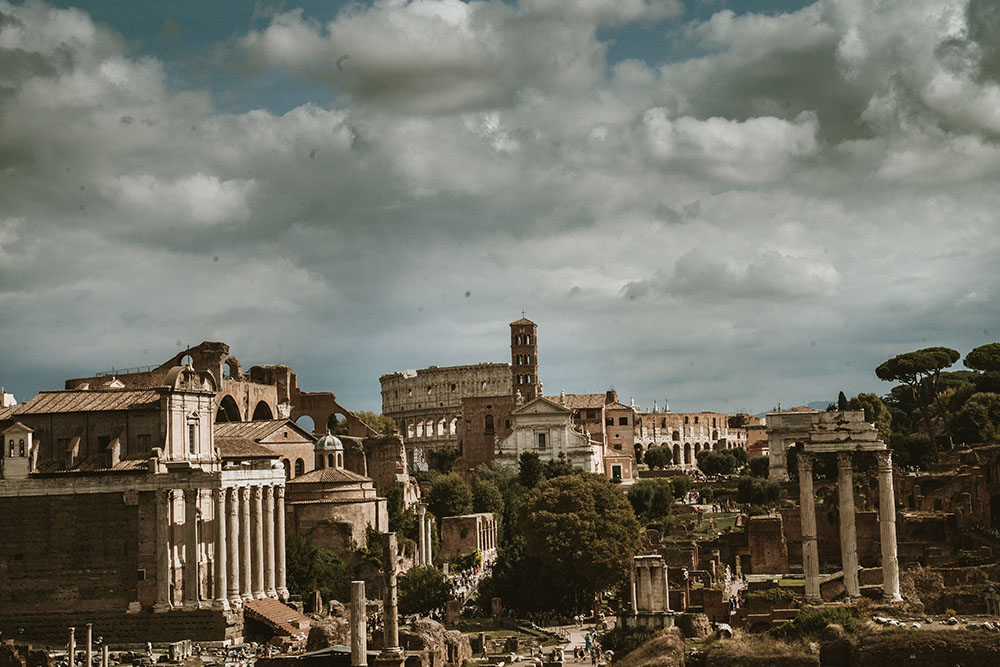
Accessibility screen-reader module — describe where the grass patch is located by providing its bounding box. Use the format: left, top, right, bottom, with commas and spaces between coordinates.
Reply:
769, 605, 858, 640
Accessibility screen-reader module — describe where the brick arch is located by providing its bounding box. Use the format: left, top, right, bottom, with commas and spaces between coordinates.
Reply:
217, 394, 242, 422
252, 400, 274, 420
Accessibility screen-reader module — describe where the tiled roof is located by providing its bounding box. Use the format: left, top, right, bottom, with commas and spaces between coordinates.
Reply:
214, 420, 287, 440
0, 406, 16, 421
34, 454, 149, 475
216, 437, 279, 459
288, 467, 370, 484
12, 389, 160, 414
510, 317, 535, 326
545, 393, 605, 410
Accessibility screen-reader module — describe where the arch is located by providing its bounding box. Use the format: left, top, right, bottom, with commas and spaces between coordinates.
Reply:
673, 444, 681, 465
252, 401, 274, 420
484, 414, 495, 432
294, 458, 305, 476
295, 415, 315, 434
223, 358, 241, 381
449, 417, 458, 435
672, 431, 680, 441
438, 418, 447, 436
337, 453, 343, 468
416, 422, 424, 438
407, 422, 415, 439
282, 459, 291, 480
684, 442, 692, 465
713, 441, 720, 451
180, 354, 194, 367
634, 443, 644, 463
217, 395, 242, 423
694, 442, 701, 456
327, 453, 335, 468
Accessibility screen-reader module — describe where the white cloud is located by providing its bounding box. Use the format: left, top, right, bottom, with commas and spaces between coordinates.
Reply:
101, 173, 255, 226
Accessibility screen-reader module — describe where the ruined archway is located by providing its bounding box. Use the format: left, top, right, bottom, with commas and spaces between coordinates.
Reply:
217, 395, 242, 423
684, 442, 692, 465
673, 444, 681, 465
327, 412, 349, 435
252, 401, 274, 420
295, 415, 315, 434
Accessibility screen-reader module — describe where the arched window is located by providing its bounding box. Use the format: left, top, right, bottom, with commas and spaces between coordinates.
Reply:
328, 453, 334, 468
282, 459, 291, 480
8, 439, 14, 456
19, 439, 24, 456
294, 459, 305, 476
672, 431, 679, 441
485, 415, 494, 432
337, 453, 343, 468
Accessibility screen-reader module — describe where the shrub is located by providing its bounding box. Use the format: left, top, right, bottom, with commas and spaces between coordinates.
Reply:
769, 606, 857, 640
747, 587, 797, 604
598, 626, 657, 658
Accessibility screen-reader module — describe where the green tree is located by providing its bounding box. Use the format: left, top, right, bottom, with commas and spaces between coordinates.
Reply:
952, 392, 1000, 444
965, 343, 1000, 394
888, 432, 935, 470
696, 449, 739, 476
748, 455, 769, 478
518, 451, 544, 488
427, 448, 461, 473
382, 484, 419, 543
670, 474, 691, 498
427, 473, 473, 519
285, 533, 352, 602
543, 452, 576, 479
838, 391, 849, 411
847, 393, 892, 441
398, 565, 451, 615
355, 410, 398, 434
876, 346, 960, 452
643, 446, 672, 469
472, 478, 505, 516
627, 478, 673, 523
519, 474, 640, 611
736, 476, 781, 507
728, 447, 748, 466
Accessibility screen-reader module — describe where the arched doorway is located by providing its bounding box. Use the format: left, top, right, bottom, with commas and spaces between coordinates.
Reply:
217, 395, 241, 422
673, 444, 681, 465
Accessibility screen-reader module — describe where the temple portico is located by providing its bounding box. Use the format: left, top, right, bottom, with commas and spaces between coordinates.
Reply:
790, 411, 901, 603
621, 554, 674, 630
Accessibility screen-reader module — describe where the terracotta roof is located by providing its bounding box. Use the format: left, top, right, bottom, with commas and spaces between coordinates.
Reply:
214, 420, 291, 440
545, 393, 605, 410
288, 467, 370, 484
216, 437, 279, 459
34, 454, 149, 475
12, 389, 160, 414
510, 317, 535, 325
0, 406, 16, 421
1, 420, 33, 432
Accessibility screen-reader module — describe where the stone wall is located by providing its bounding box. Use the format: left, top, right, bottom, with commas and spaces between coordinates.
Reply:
0, 642, 49, 667
0, 609, 240, 643
747, 516, 788, 574
0, 493, 138, 612
780, 507, 881, 569
457, 395, 514, 472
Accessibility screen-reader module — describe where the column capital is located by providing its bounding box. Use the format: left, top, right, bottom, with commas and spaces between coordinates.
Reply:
184, 488, 198, 506
797, 451, 814, 474
252, 485, 262, 500
836, 451, 854, 469
262, 485, 273, 499
275, 484, 285, 500
213, 487, 226, 503
239, 486, 250, 501
875, 450, 893, 471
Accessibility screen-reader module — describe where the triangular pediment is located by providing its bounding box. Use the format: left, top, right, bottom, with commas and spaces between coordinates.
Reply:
512, 396, 572, 415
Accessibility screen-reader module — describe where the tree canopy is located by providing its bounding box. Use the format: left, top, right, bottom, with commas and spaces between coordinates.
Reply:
519, 474, 640, 609
427, 473, 473, 519
965, 343, 1000, 373
696, 449, 742, 476
355, 410, 397, 434
472, 478, 505, 516
398, 565, 451, 615
518, 451, 544, 488
626, 478, 673, 524
876, 346, 960, 451
643, 446, 672, 469
285, 533, 352, 602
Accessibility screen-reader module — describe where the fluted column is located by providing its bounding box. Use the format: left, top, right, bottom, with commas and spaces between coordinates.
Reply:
798, 452, 820, 603
275, 485, 289, 600
239, 486, 252, 601
837, 453, 860, 598
264, 485, 276, 597
213, 488, 229, 610
183, 489, 200, 609
877, 451, 902, 602
252, 485, 265, 598
154, 489, 173, 612
227, 487, 241, 607
417, 504, 427, 566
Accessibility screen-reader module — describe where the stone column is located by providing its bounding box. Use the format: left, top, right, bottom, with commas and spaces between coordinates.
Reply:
351, 580, 368, 667
876, 451, 902, 602
252, 485, 266, 598
239, 486, 252, 601
381, 532, 403, 656
68, 627, 75, 667
798, 452, 821, 603
417, 504, 427, 566
86, 623, 92, 667
275, 485, 289, 600
227, 487, 241, 607
662, 563, 671, 612
213, 488, 229, 610
837, 453, 860, 598
102, 646, 109, 667
154, 489, 173, 612
264, 485, 276, 597
183, 489, 200, 609
630, 562, 637, 613
424, 515, 433, 565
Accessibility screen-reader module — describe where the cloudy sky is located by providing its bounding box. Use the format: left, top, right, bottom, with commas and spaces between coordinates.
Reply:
1, 0, 998, 416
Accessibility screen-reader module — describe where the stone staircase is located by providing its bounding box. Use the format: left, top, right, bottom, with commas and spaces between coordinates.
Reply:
243, 598, 312, 644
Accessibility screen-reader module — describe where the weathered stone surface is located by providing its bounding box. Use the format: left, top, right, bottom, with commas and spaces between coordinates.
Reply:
674, 613, 711, 639
305, 616, 350, 652
398, 619, 470, 667
613, 628, 684, 667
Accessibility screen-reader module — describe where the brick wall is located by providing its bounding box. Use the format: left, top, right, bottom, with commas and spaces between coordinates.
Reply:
0, 493, 138, 611
0, 609, 240, 643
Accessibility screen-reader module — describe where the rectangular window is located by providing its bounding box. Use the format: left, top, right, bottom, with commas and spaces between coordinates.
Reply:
188, 424, 197, 455
537, 433, 546, 448
605, 418, 613, 426
612, 465, 622, 481
619, 417, 628, 426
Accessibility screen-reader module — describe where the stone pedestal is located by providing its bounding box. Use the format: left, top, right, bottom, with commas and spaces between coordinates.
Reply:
798, 453, 821, 603
837, 453, 860, 598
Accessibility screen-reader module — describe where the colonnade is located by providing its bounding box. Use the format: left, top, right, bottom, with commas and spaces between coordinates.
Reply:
416, 504, 434, 565
154, 484, 288, 612
798, 450, 900, 603
477, 516, 497, 552
630, 554, 670, 613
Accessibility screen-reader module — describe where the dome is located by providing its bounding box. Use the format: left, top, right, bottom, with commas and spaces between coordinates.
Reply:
315, 430, 343, 451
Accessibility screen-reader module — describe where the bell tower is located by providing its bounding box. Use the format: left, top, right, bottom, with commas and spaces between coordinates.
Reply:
510, 316, 540, 401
